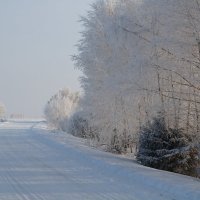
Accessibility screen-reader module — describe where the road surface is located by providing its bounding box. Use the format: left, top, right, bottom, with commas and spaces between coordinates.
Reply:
0, 121, 199, 200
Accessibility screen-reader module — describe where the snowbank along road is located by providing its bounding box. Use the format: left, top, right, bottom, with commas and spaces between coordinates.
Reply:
0, 120, 200, 200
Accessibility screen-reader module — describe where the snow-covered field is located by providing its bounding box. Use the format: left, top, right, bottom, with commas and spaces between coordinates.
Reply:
0, 121, 199, 200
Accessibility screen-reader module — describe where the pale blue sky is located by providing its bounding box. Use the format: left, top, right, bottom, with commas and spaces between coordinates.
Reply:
0, 0, 92, 117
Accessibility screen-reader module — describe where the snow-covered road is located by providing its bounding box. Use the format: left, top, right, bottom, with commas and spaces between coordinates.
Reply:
0, 121, 200, 200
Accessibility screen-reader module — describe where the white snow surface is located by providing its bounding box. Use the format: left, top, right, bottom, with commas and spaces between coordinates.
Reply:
0, 120, 199, 200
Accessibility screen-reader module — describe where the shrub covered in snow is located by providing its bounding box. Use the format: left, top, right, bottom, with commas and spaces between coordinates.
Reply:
137, 115, 200, 177
67, 111, 99, 140
105, 128, 135, 154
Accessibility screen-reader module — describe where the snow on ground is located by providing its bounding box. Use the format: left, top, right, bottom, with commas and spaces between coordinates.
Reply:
0, 120, 199, 200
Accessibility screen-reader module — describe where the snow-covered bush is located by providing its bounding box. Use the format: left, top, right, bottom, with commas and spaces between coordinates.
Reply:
137, 115, 200, 177
67, 111, 99, 139
44, 88, 79, 130
100, 127, 135, 153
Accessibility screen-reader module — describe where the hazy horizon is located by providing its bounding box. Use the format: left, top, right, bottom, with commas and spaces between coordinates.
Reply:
0, 0, 92, 117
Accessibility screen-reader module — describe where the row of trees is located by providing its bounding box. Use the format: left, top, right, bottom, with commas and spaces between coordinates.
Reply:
45, 0, 200, 176
72, 0, 200, 176
73, 0, 200, 145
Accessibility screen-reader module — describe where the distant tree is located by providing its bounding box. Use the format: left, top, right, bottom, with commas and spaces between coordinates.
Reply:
0, 103, 6, 119
44, 88, 79, 130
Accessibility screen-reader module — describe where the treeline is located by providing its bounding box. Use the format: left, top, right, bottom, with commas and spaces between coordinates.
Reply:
45, 0, 200, 177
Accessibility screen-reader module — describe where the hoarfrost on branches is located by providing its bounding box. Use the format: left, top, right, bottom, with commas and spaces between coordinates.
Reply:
74, 0, 200, 154
44, 88, 79, 130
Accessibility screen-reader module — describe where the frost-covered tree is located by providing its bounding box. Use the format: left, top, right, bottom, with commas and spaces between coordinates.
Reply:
0, 103, 6, 120
44, 88, 79, 130
137, 0, 200, 137
74, 0, 156, 152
